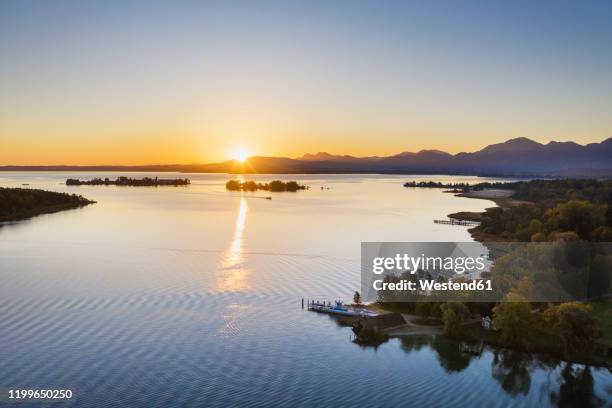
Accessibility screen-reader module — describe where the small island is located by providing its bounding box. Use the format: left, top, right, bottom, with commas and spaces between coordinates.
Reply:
0, 187, 95, 222
225, 180, 307, 192
66, 176, 190, 187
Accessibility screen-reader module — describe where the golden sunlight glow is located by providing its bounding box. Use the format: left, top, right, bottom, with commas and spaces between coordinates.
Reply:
215, 197, 250, 293
231, 146, 251, 162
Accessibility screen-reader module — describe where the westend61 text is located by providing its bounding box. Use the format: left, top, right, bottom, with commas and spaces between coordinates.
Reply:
373, 279, 493, 292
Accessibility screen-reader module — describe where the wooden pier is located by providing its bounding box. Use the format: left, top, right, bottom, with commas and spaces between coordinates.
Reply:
434, 219, 479, 227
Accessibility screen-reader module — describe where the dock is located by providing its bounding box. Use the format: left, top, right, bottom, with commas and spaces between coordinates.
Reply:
434, 219, 479, 227
305, 299, 378, 318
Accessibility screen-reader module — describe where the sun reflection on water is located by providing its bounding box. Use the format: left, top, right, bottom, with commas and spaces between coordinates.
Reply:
215, 196, 250, 292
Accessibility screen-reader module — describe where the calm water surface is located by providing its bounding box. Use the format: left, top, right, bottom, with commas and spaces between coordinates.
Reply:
0, 173, 610, 407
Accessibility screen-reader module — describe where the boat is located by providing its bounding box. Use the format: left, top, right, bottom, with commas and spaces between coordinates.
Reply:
307, 300, 378, 317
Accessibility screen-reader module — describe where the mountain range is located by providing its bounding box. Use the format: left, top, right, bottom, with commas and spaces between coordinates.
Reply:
3, 137, 611, 177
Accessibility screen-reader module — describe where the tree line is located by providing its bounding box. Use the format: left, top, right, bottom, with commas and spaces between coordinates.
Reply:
0, 187, 95, 222
477, 179, 612, 241
225, 180, 307, 192
66, 177, 191, 186
403, 180, 521, 191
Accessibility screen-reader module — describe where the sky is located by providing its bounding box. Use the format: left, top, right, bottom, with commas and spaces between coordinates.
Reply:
1, 0, 612, 165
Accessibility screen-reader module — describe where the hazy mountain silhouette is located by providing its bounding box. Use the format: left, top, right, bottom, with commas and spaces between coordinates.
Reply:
3, 137, 611, 177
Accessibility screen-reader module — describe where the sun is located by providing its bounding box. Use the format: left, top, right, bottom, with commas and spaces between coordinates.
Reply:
231, 146, 251, 163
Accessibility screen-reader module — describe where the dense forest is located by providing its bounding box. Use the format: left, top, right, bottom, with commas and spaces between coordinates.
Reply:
0, 187, 95, 222
225, 180, 307, 192
511, 179, 612, 205
66, 177, 190, 186
475, 179, 612, 241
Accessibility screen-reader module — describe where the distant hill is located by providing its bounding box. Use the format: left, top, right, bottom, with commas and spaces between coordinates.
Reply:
2, 137, 611, 177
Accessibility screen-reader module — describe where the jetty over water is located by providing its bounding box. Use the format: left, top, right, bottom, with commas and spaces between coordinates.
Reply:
305, 299, 378, 318
434, 219, 479, 227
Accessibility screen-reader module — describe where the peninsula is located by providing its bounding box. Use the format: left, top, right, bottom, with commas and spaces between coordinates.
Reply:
0, 187, 95, 223
446, 179, 612, 242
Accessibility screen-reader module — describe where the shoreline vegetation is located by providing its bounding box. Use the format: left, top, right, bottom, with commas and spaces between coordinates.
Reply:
0, 187, 95, 223
405, 181, 532, 225
360, 179, 612, 366
447, 190, 533, 225
368, 301, 612, 368
66, 177, 190, 187
458, 179, 612, 242
225, 180, 308, 192
403, 180, 520, 192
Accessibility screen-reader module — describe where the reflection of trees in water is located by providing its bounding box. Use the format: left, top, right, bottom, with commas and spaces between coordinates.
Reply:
394, 335, 606, 406
491, 349, 605, 407
399, 336, 477, 373
432, 338, 475, 373
549, 364, 604, 408
491, 349, 533, 396
398, 335, 431, 354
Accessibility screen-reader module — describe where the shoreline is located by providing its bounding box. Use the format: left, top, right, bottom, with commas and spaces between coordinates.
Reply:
447, 189, 532, 241
362, 186, 610, 367
0, 201, 95, 223
366, 304, 612, 368
0, 187, 95, 223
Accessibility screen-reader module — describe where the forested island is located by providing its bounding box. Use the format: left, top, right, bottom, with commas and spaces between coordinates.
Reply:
0, 187, 95, 222
225, 180, 307, 192
66, 176, 190, 187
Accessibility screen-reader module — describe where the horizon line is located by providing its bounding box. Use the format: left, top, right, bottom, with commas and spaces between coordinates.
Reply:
1, 136, 611, 168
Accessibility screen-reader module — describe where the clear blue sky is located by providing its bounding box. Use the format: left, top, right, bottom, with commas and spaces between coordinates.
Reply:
1, 0, 612, 164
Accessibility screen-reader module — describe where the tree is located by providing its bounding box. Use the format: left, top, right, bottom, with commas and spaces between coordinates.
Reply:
544, 200, 607, 240
353, 291, 361, 305
440, 302, 469, 337
493, 293, 532, 345
225, 180, 240, 191
285, 181, 300, 191
541, 302, 601, 356
514, 276, 534, 299
269, 180, 286, 192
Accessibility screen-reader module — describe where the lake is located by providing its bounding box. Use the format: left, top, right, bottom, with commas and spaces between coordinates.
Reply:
0, 173, 610, 407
